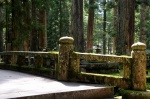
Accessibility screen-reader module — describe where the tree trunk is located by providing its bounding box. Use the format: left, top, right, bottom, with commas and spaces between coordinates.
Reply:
59, 0, 62, 37
39, 9, 47, 50
87, 0, 94, 52
30, 0, 38, 51
139, 1, 149, 44
12, 0, 22, 51
0, 3, 3, 52
103, 0, 106, 54
5, 0, 12, 51
23, 0, 30, 51
71, 0, 84, 52
112, 0, 118, 54
116, 0, 135, 55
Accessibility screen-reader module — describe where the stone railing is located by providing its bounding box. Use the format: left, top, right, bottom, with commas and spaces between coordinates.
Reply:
0, 37, 147, 91
58, 37, 146, 91
0, 51, 59, 78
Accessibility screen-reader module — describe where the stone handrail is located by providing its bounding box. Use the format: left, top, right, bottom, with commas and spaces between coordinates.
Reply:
0, 51, 59, 78
58, 37, 146, 91
72, 52, 132, 78
0, 37, 147, 91
0, 51, 58, 57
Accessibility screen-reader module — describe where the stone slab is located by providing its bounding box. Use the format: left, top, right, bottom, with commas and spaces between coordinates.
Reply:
0, 69, 114, 99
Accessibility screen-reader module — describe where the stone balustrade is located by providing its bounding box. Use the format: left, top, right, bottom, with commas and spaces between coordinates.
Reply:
58, 37, 146, 91
0, 37, 147, 91
0, 51, 59, 78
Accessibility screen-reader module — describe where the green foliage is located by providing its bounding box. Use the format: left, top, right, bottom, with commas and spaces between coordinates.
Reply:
106, 1, 117, 9
89, 3, 98, 10
1, 0, 150, 53
136, 0, 150, 6
47, 0, 71, 50
84, 0, 98, 11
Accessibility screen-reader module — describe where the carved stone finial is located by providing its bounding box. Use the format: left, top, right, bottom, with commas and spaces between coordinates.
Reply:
59, 36, 74, 44
131, 42, 146, 51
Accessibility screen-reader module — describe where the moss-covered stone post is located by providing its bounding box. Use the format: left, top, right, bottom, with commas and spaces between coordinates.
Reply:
69, 53, 80, 81
58, 37, 74, 81
131, 42, 146, 91
17, 55, 26, 66
34, 55, 43, 69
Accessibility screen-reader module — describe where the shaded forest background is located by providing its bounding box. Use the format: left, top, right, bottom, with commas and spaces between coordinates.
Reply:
0, 0, 150, 55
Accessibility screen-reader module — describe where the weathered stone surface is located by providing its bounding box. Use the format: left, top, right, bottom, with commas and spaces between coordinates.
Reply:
0, 70, 114, 99
54, 88, 114, 99
79, 73, 130, 89
17, 55, 26, 66
34, 55, 43, 68
59, 36, 74, 44
58, 37, 74, 81
131, 42, 146, 51
121, 89, 150, 99
131, 42, 146, 91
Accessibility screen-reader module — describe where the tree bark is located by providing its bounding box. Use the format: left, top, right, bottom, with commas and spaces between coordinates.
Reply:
87, 0, 94, 52
116, 0, 135, 55
39, 9, 47, 50
12, 0, 22, 51
30, 0, 38, 51
103, 0, 106, 54
112, 0, 118, 54
71, 0, 84, 52
5, 0, 11, 51
23, 0, 30, 51
0, 3, 3, 52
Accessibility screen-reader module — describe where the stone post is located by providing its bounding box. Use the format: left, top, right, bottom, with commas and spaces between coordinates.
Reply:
34, 55, 43, 69
58, 37, 74, 81
17, 55, 26, 66
131, 42, 146, 91
69, 54, 80, 81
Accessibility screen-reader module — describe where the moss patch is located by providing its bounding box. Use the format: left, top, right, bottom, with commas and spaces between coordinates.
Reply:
81, 72, 122, 78
120, 89, 150, 99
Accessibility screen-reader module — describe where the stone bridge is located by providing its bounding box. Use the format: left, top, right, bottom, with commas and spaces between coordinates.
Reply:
0, 37, 148, 99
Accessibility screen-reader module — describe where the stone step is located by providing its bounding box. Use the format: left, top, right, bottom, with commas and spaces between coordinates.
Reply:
14, 86, 114, 99
0, 69, 114, 99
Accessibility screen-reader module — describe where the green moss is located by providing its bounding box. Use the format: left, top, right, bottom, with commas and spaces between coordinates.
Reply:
120, 88, 142, 95
48, 51, 59, 54
81, 72, 122, 78
120, 89, 150, 99
71, 52, 79, 58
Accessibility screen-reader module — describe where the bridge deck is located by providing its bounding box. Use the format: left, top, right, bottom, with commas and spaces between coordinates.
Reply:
0, 69, 115, 99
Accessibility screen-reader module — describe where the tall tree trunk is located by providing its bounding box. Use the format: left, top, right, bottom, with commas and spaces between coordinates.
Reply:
23, 0, 30, 51
116, 0, 135, 55
39, 9, 47, 50
59, 0, 62, 37
103, 0, 106, 54
127, 0, 135, 54
5, 0, 11, 51
139, 1, 149, 44
12, 0, 22, 51
116, 0, 124, 55
87, 0, 94, 52
0, 3, 3, 52
30, 0, 38, 51
112, 0, 118, 54
71, 0, 84, 52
